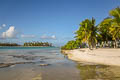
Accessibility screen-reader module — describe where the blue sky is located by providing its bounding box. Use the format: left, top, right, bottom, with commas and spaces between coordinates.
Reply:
0, 0, 120, 46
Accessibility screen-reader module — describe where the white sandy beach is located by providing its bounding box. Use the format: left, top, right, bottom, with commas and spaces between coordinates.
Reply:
62, 48, 120, 66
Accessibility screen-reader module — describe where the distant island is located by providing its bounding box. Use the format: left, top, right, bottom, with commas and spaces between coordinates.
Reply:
0, 43, 20, 46
0, 42, 52, 47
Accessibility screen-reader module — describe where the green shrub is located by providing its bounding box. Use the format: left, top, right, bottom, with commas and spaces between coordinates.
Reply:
61, 40, 79, 50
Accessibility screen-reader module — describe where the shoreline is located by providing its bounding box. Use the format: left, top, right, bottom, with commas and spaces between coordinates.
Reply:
0, 46, 53, 47
62, 48, 120, 66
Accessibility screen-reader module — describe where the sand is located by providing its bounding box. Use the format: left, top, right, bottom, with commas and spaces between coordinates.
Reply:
62, 48, 120, 66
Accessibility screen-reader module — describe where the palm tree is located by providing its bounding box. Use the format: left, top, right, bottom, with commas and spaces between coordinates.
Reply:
89, 18, 98, 49
75, 18, 98, 49
109, 7, 120, 48
98, 17, 113, 47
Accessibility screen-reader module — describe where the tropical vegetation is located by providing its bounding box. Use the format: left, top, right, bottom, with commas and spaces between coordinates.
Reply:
61, 7, 120, 50
0, 42, 52, 47
0, 43, 20, 46
61, 40, 79, 50
24, 41, 52, 47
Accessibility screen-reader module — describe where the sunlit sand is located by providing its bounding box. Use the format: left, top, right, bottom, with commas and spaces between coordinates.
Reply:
62, 48, 120, 66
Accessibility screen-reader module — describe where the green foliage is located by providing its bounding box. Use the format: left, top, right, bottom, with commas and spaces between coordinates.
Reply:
109, 7, 120, 41
24, 41, 52, 47
61, 40, 80, 50
98, 7, 120, 48
75, 17, 98, 49
0, 43, 20, 46
61, 6, 120, 50
98, 17, 112, 42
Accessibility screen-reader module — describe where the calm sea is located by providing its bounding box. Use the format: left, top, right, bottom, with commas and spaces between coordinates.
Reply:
0, 47, 120, 80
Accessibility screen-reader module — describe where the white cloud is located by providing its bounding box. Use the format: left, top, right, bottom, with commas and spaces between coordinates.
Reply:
21, 34, 35, 38
2, 24, 6, 27
51, 35, 56, 39
40, 35, 56, 39
0, 24, 6, 30
1, 26, 17, 39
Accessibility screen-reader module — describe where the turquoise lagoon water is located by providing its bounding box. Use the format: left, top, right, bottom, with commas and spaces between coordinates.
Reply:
0, 46, 56, 49
0, 47, 120, 80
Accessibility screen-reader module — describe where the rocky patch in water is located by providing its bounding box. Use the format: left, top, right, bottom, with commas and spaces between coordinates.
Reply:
8, 55, 38, 60
0, 61, 51, 68
0, 55, 52, 68
8, 55, 53, 61
0, 54, 53, 68
39, 63, 51, 66
0, 61, 34, 68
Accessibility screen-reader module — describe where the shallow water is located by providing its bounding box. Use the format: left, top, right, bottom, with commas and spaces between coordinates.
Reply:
0, 47, 120, 80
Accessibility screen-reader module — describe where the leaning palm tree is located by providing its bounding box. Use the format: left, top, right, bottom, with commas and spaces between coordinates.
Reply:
75, 18, 98, 49
109, 7, 120, 48
75, 19, 90, 48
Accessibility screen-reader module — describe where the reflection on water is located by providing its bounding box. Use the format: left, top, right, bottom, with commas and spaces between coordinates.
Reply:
32, 74, 42, 80
0, 47, 120, 80
77, 64, 108, 80
77, 63, 120, 80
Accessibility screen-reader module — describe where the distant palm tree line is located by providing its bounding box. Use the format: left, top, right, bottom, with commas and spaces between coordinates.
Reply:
24, 42, 52, 46
0, 43, 20, 46
0, 42, 52, 47
61, 7, 120, 50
